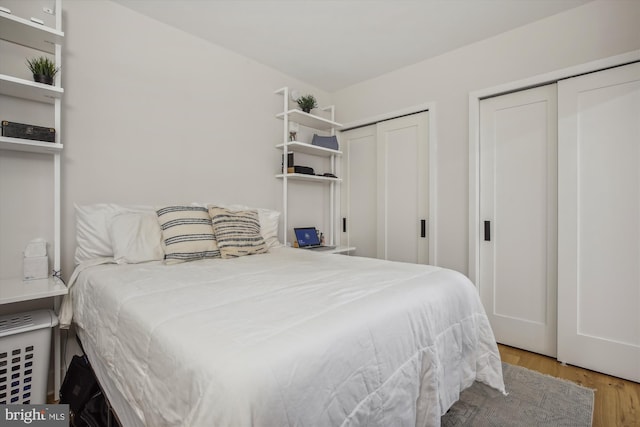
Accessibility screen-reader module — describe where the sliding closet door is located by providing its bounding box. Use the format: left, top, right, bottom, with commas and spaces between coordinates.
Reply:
376, 113, 429, 264
557, 62, 640, 382
479, 84, 558, 357
340, 125, 377, 258
340, 112, 429, 263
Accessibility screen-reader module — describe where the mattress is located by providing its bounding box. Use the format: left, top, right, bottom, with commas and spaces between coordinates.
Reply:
70, 247, 505, 427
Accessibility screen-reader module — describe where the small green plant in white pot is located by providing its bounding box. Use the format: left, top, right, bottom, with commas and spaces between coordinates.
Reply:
26, 56, 59, 85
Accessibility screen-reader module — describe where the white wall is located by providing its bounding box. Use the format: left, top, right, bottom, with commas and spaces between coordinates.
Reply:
3, 0, 639, 283
331, 0, 640, 274
59, 0, 334, 278
0, 0, 331, 281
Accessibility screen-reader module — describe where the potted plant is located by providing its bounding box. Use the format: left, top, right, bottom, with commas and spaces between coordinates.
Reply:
26, 56, 59, 85
297, 94, 317, 113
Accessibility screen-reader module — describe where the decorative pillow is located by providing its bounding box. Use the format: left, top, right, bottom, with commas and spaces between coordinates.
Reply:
108, 212, 164, 264
74, 203, 155, 264
208, 206, 268, 259
156, 206, 220, 263
201, 203, 282, 249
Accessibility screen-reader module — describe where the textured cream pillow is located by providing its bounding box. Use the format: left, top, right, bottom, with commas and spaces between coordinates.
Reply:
202, 203, 281, 248
208, 206, 268, 259
156, 206, 220, 263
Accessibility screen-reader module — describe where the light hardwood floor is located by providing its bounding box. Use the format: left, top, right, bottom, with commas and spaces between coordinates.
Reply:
498, 344, 640, 427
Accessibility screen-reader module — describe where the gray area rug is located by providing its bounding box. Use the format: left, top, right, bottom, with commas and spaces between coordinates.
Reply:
442, 362, 594, 427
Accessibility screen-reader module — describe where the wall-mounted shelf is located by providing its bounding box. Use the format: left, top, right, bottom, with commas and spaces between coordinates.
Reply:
0, 73, 64, 104
276, 173, 341, 182
0, 12, 64, 53
0, 136, 63, 153
275, 141, 342, 157
276, 109, 342, 131
0, 277, 67, 305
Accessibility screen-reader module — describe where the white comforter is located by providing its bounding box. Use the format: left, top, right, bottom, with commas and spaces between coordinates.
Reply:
71, 247, 504, 427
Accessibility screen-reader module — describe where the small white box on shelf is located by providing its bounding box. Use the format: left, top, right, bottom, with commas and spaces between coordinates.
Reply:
23, 238, 49, 280
23, 256, 48, 281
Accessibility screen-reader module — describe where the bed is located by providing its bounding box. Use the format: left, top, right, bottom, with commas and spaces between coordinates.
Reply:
61, 204, 505, 427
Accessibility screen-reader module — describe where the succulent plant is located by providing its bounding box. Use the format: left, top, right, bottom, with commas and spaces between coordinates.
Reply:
297, 94, 317, 113
26, 56, 59, 84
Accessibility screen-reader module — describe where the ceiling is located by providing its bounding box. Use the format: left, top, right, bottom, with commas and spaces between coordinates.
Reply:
112, 0, 593, 92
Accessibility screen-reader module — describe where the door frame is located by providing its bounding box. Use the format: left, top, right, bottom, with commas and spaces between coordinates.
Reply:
340, 102, 438, 266
468, 49, 640, 285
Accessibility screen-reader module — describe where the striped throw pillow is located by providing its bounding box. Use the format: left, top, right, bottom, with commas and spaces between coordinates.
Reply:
156, 205, 220, 263
208, 206, 268, 259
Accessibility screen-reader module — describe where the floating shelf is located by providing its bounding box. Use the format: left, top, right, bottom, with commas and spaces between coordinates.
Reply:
0, 136, 62, 154
0, 276, 67, 305
276, 173, 341, 183
0, 73, 63, 104
276, 109, 342, 131
0, 12, 64, 53
275, 141, 342, 157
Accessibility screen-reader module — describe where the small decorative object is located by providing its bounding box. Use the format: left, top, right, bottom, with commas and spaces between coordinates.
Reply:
288, 121, 299, 141
297, 94, 317, 113
26, 56, 59, 85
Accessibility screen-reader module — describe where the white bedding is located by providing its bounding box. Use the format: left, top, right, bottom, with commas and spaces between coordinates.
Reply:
71, 247, 505, 427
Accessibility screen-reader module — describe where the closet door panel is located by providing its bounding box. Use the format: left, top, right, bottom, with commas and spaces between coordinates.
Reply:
340, 125, 377, 258
377, 113, 429, 264
380, 125, 419, 263
479, 84, 557, 357
340, 112, 428, 264
558, 62, 640, 382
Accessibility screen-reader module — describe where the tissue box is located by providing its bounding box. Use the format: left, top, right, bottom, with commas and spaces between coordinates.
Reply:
24, 256, 48, 281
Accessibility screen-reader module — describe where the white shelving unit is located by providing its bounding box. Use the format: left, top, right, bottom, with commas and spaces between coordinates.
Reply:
274, 87, 349, 249
0, 0, 66, 399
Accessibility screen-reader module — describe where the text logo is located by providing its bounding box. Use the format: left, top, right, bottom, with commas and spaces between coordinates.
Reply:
2, 405, 69, 426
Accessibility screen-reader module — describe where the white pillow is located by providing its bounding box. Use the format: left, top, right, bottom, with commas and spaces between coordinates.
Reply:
256, 208, 281, 249
74, 203, 154, 264
108, 212, 164, 264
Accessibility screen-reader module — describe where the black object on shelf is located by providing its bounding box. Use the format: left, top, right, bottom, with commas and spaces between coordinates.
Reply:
282, 152, 294, 172
2, 120, 55, 142
289, 165, 314, 175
